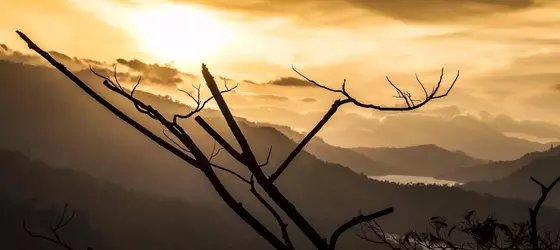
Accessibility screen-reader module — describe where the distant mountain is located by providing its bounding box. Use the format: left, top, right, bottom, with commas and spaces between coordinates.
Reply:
3, 60, 560, 249
0, 195, 106, 250
3, 149, 560, 249
439, 145, 560, 183
0, 150, 268, 250
320, 114, 550, 161
462, 153, 560, 209
264, 123, 395, 176
353, 144, 485, 177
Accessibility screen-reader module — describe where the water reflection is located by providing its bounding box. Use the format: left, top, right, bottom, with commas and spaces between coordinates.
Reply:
369, 175, 462, 186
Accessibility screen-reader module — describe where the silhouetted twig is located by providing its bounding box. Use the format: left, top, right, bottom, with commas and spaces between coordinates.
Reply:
173, 80, 237, 123
16, 30, 459, 250
329, 207, 394, 250
269, 66, 459, 183
529, 176, 560, 249
16, 30, 290, 250
23, 204, 76, 250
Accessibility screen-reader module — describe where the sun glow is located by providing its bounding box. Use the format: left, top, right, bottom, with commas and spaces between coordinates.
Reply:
127, 4, 234, 63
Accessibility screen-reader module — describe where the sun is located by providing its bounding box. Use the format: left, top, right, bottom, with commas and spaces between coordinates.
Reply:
127, 4, 234, 63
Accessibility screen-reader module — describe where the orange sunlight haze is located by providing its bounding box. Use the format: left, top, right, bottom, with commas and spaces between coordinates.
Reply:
127, 3, 234, 63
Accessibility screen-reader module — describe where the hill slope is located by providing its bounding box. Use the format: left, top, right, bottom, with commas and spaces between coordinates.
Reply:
267, 123, 395, 176
354, 144, 485, 177
463, 152, 560, 209
320, 114, 549, 161
439, 146, 560, 183
0, 150, 269, 250
2, 60, 560, 249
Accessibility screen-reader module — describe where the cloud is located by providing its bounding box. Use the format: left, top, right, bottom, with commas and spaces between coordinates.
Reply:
49, 51, 87, 69
267, 77, 316, 87
0, 44, 87, 70
247, 94, 317, 102
256, 94, 290, 101
116, 58, 186, 86
116, 58, 149, 72
347, 0, 538, 23
486, 113, 560, 141
0, 45, 192, 88
418, 30, 560, 46
167, 0, 541, 24
241, 80, 258, 85
461, 51, 560, 120
82, 58, 107, 68
299, 97, 317, 103
232, 90, 291, 102
229, 99, 557, 160
319, 112, 549, 161
0, 44, 39, 64
478, 52, 560, 120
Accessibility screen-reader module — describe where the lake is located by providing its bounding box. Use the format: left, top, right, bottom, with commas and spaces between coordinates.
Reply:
369, 175, 463, 186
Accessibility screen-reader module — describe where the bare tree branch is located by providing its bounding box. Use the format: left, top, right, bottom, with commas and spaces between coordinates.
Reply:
269, 99, 349, 183
23, 205, 76, 250
259, 146, 273, 168
198, 64, 330, 249
529, 176, 560, 249
195, 116, 244, 163
291, 65, 459, 111
270, 66, 458, 183
357, 220, 404, 250
249, 175, 294, 249
16, 30, 290, 250
210, 162, 251, 184
329, 207, 394, 250
17, 30, 458, 250
208, 140, 224, 162
162, 129, 190, 153
173, 81, 238, 123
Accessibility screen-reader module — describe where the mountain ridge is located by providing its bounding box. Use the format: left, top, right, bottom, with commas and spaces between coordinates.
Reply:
353, 144, 486, 177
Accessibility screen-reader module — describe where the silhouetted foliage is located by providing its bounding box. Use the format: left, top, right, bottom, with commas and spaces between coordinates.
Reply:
361, 176, 560, 250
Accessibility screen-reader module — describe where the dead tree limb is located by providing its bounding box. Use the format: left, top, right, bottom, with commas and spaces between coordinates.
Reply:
16, 30, 290, 250
269, 66, 459, 182
529, 176, 560, 249
23, 204, 76, 250
16, 30, 458, 250
173, 80, 237, 123
250, 175, 295, 250
198, 64, 330, 249
329, 207, 394, 250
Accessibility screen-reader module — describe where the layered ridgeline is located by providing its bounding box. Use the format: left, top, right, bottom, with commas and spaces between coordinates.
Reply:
463, 152, 560, 209
4, 150, 560, 250
267, 125, 486, 178
262, 123, 395, 176
0, 150, 266, 250
353, 144, 485, 177
318, 112, 550, 161
440, 145, 560, 183
2, 60, 560, 249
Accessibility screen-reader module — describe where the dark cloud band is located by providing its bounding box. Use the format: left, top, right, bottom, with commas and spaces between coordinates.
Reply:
167, 0, 539, 24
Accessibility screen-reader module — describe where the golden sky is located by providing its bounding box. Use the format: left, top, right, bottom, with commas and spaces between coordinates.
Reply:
3, 0, 560, 145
